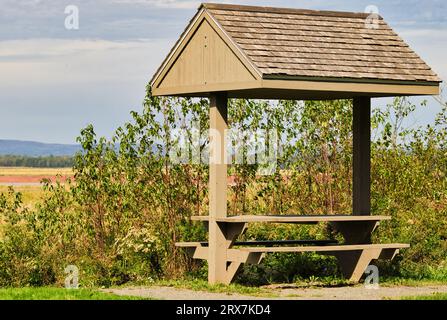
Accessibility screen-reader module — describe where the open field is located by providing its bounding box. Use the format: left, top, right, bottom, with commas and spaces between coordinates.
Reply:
0, 167, 72, 208
0, 167, 73, 186
0, 167, 73, 176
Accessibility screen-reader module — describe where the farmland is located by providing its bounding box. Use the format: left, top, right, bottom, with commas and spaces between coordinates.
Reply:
0, 166, 72, 182
0, 167, 72, 176
0, 167, 72, 207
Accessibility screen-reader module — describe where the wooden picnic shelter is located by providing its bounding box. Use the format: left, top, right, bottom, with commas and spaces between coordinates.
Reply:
150, 3, 441, 284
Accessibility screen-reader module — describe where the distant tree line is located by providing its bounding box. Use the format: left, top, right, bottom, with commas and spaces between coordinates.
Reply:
0, 155, 73, 167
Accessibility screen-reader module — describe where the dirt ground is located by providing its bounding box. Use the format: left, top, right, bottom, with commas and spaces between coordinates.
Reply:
105, 284, 447, 300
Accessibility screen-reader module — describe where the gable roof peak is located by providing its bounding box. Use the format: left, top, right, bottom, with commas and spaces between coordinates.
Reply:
200, 3, 381, 20
151, 2, 440, 99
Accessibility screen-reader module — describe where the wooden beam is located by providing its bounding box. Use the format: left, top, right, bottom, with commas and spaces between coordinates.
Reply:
353, 97, 371, 216
208, 92, 228, 284
152, 79, 440, 98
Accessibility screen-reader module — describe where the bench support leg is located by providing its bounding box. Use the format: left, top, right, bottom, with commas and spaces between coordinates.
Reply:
208, 221, 228, 284
183, 222, 254, 284
225, 262, 242, 284
215, 222, 247, 284
330, 248, 382, 282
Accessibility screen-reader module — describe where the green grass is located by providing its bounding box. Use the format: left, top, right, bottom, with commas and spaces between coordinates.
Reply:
0, 287, 148, 300
402, 293, 447, 300
379, 277, 447, 287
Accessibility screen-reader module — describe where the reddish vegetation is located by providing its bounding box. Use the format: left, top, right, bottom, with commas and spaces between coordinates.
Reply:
0, 175, 72, 184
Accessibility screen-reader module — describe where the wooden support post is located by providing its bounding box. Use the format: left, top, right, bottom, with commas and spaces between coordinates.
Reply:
208, 92, 228, 284
353, 97, 371, 216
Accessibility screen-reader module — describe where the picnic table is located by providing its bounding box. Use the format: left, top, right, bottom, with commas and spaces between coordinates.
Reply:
177, 215, 408, 283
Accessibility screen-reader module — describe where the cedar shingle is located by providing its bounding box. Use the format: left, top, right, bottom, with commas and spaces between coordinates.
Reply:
203, 3, 440, 83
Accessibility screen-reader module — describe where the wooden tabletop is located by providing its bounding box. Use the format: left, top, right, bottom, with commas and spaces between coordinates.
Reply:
190, 214, 391, 223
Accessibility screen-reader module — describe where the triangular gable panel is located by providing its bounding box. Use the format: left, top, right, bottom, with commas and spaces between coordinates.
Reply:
157, 17, 259, 91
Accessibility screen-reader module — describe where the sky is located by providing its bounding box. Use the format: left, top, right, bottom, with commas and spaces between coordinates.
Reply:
0, 0, 446, 144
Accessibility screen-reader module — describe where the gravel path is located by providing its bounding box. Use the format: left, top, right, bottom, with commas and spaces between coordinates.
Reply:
105, 284, 447, 300
105, 286, 262, 300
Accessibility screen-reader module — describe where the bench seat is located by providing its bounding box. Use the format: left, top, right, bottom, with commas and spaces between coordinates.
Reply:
237, 243, 409, 253
176, 241, 409, 283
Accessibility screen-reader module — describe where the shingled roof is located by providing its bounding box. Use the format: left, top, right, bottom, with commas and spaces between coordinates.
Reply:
151, 3, 440, 99
205, 3, 439, 82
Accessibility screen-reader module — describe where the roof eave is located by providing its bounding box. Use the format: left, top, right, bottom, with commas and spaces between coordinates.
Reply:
152, 77, 440, 98
261, 74, 442, 87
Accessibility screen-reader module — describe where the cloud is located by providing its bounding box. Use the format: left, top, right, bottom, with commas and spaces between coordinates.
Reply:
0, 0, 445, 143
111, 0, 200, 9
0, 38, 173, 143
0, 39, 135, 61
1, 0, 445, 41
0, 0, 193, 40
0, 37, 173, 87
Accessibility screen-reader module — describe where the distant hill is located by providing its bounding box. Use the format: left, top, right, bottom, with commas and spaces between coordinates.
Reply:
0, 140, 81, 157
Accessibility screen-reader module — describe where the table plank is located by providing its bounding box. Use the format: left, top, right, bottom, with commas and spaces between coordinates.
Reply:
190, 214, 391, 223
